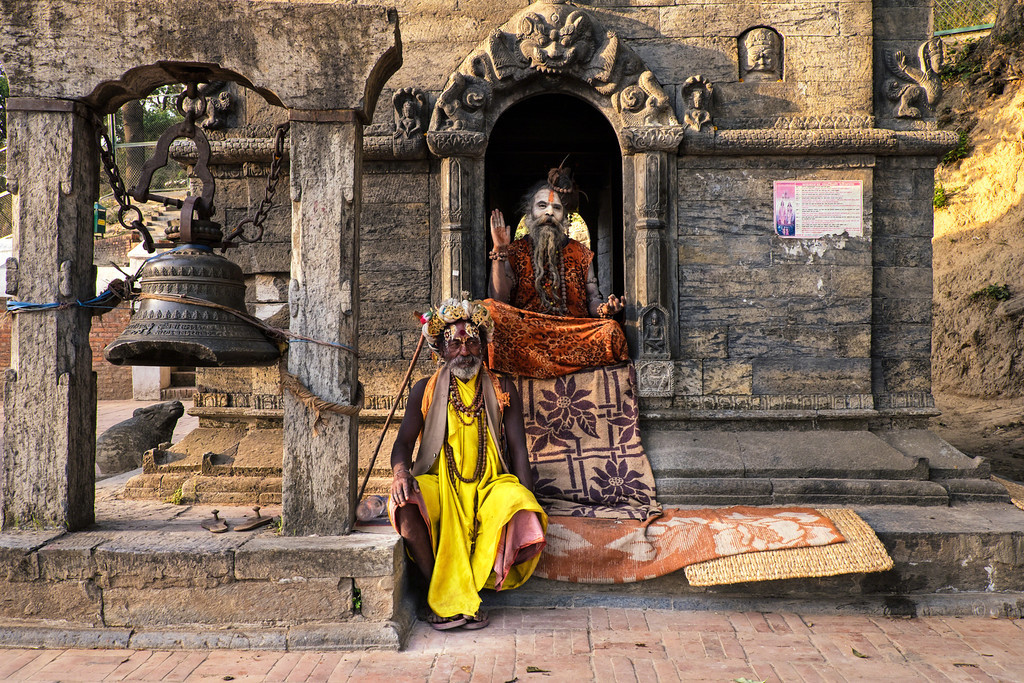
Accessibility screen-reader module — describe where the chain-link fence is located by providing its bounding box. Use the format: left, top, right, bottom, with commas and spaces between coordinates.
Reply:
100, 88, 187, 202
0, 78, 185, 240
935, 0, 998, 34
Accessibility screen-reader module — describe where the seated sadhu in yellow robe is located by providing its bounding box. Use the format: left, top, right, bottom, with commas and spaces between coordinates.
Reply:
389, 364, 547, 623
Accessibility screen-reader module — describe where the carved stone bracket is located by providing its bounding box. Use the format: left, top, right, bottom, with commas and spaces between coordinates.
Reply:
428, 0, 679, 141
638, 303, 670, 360
171, 138, 289, 165
620, 126, 685, 154
426, 130, 488, 158
363, 88, 433, 160
884, 38, 944, 119
636, 360, 674, 397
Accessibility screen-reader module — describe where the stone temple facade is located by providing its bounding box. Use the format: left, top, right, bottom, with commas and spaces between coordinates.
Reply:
3, 0, 997, 536
348, 0, 971, 506
4, 0, 1024, 650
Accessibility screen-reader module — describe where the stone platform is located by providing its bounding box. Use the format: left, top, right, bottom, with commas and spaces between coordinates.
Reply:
0, 474, 413, 651
645, 429, 1010, 507
2, 422, 1023, 651
486, 502, 1024, 619
2, 487, 1022, 652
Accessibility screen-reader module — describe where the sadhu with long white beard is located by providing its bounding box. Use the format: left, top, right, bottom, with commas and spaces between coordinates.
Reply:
486, 166, 630, 377
388, 297, 547, 631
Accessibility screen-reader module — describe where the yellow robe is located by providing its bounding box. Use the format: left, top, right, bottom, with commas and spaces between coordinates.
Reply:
416, 374, 547, 618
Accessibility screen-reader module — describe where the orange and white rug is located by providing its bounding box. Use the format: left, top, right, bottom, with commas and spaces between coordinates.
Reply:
535, 505, 848, 584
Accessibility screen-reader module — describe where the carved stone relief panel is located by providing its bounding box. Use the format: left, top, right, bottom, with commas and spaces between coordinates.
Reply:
739, 27, 783, 82
636, 360, 674, 397
437, 156, 482, 299
632, 152, 668, 310
884, 38, 944, 119
394, 88, 429, 141
639, 303, 670, 360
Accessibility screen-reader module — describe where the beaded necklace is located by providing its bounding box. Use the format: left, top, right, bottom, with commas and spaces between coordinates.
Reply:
444, 376, 489, 554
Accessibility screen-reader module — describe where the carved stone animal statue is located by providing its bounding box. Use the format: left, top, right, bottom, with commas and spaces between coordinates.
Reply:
95, 400, 185, 476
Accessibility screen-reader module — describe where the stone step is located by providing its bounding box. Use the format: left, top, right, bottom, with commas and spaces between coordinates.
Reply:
169, 370, 196, 387
483, 503, 1024, 618
2, 501, 1022, 651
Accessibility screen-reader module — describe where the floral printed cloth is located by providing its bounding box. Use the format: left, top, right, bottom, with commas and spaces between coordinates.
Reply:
514, 364, 661, 520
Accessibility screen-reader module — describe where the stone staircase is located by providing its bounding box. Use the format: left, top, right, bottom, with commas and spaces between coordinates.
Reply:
161, 366, 196, 401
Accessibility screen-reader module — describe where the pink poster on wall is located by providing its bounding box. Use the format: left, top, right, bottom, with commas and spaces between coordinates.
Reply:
773, 180, 863, 238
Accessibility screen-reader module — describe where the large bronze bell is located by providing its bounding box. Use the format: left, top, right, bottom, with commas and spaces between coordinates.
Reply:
103, 230, 281, 367
102, 89, 282, 368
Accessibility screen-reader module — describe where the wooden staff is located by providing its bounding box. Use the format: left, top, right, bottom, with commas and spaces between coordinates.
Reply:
357, 333, 426, 501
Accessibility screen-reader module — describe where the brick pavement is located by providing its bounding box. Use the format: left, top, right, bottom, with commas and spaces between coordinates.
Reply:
2, 609, 1022, 681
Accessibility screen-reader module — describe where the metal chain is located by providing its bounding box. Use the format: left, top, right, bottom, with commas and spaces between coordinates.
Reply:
225, 122, 290, 244
96, 127, 152, 250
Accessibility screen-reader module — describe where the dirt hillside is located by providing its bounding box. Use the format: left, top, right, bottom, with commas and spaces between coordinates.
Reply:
930, 66, 1024, 480
933, 82, 1024, 398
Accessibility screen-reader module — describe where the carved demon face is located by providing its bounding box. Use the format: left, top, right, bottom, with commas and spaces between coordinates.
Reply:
517, 8, 594, 73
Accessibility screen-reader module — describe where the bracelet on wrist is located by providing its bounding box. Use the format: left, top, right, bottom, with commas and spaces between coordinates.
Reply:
488, 245, 509, 262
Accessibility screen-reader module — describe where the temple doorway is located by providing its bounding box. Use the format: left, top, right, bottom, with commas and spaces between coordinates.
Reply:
485, 94, 624, 299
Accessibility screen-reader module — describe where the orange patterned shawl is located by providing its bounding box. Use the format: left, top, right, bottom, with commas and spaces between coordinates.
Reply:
507, 237, 592, 318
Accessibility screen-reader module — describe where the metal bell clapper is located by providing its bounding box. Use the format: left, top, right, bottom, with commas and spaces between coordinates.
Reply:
102, 84, 280, 368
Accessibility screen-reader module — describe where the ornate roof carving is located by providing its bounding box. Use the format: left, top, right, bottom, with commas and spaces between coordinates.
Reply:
427, 0, 678, 154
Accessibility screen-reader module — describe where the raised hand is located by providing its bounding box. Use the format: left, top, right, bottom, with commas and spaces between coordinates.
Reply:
605, 294, 625, 315
490, 209, 511, 247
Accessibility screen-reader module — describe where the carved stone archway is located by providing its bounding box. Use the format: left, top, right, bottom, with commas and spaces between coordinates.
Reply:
426, 0, 682, 362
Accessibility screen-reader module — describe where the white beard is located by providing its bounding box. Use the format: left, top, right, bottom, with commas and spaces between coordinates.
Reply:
449, 355, 482, 382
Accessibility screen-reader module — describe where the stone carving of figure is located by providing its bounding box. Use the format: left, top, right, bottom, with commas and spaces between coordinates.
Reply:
681, 75, 714, 132
641, 305, 668, 357
393, 88, 429, 140
739, 27, 782, 82
516, 8, 595, 73
885, 38, 944, 119
435, 73, 492, 131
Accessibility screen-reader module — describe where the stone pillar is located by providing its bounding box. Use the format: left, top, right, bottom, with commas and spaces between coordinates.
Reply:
282, 113, 362, 535
2, 99, 98, 530
427, 132, 487, 299
633, 151, 668, 311
631, 149, 675, 398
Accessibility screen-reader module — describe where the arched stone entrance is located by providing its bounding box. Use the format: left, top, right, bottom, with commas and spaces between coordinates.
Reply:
427, 0, 683, 377
485, 93, 623, 299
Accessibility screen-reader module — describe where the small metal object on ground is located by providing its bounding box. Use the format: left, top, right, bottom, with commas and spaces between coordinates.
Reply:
234, 505, 274, 532
201, 509, 229, 533
356, 494, 387, 522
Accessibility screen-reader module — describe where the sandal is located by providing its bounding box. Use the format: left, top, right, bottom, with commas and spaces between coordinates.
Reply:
462, 612, 490, 630
427, 612, 467, 631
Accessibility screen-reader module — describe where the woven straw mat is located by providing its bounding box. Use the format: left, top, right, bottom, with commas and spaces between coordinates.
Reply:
684, 508, 893, 587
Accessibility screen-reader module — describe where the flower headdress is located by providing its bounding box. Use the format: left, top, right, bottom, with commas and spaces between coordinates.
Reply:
420, 292, 494, 354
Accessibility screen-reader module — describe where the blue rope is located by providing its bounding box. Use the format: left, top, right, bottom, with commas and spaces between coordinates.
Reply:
5, 244, 201, 314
